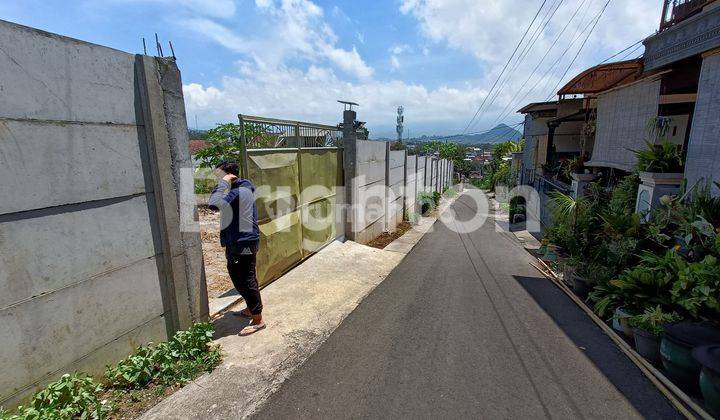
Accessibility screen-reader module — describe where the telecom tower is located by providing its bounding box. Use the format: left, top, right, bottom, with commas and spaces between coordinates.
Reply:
396, 106, 404, 143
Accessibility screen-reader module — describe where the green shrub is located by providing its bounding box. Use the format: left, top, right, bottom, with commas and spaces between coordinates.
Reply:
633, 140, 683, 173
106, 323, 219, 389
1, 323, 221, 420
194, 178, 215, 194
418, 192, 435, 215
3, 373, 109, 420
432, 191, 441, 206
628, 305, 681, 336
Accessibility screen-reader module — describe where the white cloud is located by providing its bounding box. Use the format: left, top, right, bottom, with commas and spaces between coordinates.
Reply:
184, 62, 488, 137
179, 0, 667, 136
109, 0, 236, 18
390, 55, 401, 71
180, 0, 373, 79
399, 0, 662, 131
179, 18, 256, 54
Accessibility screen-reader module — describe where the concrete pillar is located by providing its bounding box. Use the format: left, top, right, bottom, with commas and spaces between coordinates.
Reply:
136, 56, 208, 334
570, 173, 597, 199
342, 110, 358, 240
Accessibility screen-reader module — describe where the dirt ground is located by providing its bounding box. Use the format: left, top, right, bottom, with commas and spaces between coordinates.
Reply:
367, 222, 413, 249
198, 207, 233, 298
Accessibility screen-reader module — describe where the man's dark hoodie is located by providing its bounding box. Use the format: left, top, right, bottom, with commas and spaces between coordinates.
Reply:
208, 178, 260, 250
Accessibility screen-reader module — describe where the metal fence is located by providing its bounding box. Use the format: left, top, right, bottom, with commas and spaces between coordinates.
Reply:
239, 115, 341, 147
235, 114, 344, 287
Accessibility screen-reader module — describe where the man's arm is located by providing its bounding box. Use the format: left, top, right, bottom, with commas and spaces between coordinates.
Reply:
207, 180, 231, 211
208, 174, 239, 211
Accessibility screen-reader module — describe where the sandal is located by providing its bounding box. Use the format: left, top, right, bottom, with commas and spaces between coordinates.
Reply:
239, 322, 266, 336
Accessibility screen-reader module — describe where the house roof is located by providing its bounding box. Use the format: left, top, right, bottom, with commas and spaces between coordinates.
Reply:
189, 139, 210, 154
557, 59, 644, 96
517, 101, 558, 114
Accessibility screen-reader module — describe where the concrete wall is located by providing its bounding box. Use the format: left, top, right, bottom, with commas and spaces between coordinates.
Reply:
590, 78, 661, 171
417, 156, 427, 195
353, 140, 387, 243
386, 149, 405, 230
0, 21, 206, 406
405, 155, 418, 217
347, 140, 450, 243
685, 52, 720, 194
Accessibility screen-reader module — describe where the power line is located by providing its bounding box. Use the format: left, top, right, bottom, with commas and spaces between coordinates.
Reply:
618, 43, 644, 61
475, 0, 567, 133
488, 0, 590, 129
486, 0, 598, 129
531, 0, 597, 100
545, 0, 613, 101
598, 37, 645, 64
461, 0, 549, 135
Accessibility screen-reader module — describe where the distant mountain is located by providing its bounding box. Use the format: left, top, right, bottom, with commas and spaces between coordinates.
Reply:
378, 124, 522, 145
439, 124, 522, 144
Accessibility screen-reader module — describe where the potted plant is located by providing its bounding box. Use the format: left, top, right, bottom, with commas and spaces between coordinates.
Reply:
613, 307, 633, 335
661, 321, 720, 391
571, 264, 594, 300
632, 139, 684, 219
692, 345, 720, 418
628, 306, 681, 365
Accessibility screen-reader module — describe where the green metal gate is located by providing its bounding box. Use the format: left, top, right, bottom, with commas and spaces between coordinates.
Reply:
238, 115, 344, 287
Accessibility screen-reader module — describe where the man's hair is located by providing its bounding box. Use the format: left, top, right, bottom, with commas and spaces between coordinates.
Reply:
216, 161, 239, 176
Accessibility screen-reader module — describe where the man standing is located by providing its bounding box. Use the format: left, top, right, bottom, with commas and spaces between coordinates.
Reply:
208, 161, 265, 336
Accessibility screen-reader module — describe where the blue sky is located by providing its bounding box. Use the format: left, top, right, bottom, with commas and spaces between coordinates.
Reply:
2, 0, 661, 138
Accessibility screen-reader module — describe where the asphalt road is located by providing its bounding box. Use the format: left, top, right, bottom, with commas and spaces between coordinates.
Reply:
254, 191, 681, 419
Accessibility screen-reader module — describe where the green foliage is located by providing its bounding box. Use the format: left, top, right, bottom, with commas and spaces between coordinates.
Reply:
432, 191, 442, 207
628, 305, 681, 336
632, 140, 683, 173
421, 141, 472, 178
462, 139, 523, 192
106, 323, 220, 389
1, 323, 221, 420
3, 373, 109, 420
607, 173, 639, 215
418, 192, 435, 215
193, 123, 244, 169
194, 178, 215, 194
389, 141, 406, 151
671, 254, 720, 317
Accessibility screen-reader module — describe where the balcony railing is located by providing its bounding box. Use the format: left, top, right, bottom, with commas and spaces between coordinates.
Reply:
660, 0, 710, 30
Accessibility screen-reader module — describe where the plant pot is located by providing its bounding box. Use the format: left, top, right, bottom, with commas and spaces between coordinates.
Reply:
661, 322, 720, 392
571, 274, 591, 300
693, 345, 720, 418
562, 264, 576, 288
613, 307, 630, 334
620, 318, 635, 339
633, 328, 662, 365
